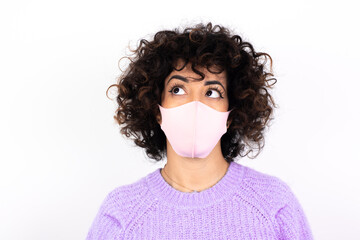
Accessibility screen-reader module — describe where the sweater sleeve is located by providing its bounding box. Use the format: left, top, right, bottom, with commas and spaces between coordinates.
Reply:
275, 188, 314, 240
86, 192, 124, 240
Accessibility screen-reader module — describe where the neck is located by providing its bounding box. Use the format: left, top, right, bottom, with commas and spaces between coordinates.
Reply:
161, 140, 230, 193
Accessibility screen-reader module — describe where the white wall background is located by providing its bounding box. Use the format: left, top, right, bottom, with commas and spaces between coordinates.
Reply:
1, 0, 359, 239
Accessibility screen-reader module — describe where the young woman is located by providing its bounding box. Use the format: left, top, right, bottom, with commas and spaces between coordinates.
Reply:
86, 22, 314, 239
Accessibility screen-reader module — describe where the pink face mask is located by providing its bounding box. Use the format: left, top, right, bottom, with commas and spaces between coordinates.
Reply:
158, 101, 233, 158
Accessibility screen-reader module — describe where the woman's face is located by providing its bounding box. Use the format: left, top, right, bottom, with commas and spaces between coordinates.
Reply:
159, 60, 229, 120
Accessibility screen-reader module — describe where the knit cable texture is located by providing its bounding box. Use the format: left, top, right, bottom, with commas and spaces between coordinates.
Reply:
86, 161, 314, 239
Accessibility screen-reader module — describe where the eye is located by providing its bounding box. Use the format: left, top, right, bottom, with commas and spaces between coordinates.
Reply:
206, 89, 220, 98
169, 84, 186, 95
168, 84, 225, 99
206, 87, 224, 99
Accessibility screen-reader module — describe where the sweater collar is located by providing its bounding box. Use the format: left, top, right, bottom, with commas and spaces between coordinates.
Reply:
145, 161, 245, 208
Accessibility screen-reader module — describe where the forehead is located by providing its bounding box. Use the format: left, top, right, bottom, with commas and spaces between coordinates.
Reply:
168, 60, 227, 82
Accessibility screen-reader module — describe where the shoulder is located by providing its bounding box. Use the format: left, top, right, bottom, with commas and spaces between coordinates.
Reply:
106, 174, 149, 201
235, 164, 297, 215
86, 172, 157, 239
235, 165, 314, 239
98, 171, 157, 229
241, 164, 292, 196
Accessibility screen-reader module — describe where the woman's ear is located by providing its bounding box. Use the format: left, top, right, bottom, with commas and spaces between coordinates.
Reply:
156, 112, 162, 125
226, 118, 232, 128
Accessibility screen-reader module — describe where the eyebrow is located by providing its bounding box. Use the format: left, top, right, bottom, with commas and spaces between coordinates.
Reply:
167, 75, 226, 92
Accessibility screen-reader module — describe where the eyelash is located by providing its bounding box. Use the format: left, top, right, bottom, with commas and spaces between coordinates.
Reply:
168, 83, 224, 99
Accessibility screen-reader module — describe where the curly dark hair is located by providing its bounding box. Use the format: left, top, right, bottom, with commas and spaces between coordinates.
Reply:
106, 22, 278, 163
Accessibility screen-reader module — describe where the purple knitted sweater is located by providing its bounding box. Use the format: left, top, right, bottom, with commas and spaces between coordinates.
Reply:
86, 161, 313, 239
